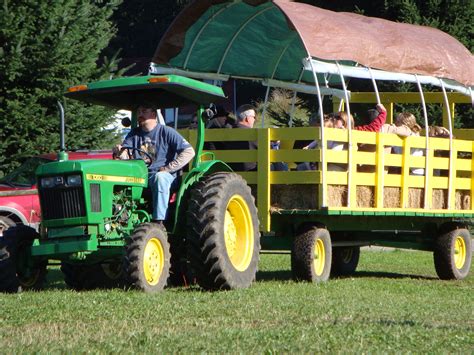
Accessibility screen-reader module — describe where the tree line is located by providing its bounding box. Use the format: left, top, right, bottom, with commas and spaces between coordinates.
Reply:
0, 0, 472, 175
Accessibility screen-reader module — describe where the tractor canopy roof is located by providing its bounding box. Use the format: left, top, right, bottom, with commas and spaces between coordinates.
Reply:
65, 75, 226, 110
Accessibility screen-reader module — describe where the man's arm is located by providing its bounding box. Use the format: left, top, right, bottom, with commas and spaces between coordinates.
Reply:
160, 147, 195, 173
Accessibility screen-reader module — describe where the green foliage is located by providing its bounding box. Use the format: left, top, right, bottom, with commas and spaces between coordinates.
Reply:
254, 88, 311, 128
108, 0, 193, 60
0, 0, 122, 175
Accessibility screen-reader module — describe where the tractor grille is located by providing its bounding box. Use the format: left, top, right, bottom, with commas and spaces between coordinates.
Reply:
39, 186, 86, 220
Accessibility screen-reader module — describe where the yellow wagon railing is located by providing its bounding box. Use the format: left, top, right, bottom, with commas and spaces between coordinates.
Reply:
180, 125, 473, 232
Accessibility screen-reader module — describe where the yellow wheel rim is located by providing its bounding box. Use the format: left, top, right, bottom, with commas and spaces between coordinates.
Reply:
143, 237, 164, 286
454, 236, 466, 270
313, 239, 326, 276
224, 195, 254, 272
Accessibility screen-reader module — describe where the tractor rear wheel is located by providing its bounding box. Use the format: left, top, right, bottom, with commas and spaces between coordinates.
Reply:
292, 226, 331, 282
434, 227, 472, 280
0, 225, 46, 292
331, 246, 360, 277
125, 223, 170, 292
61, 261, 125, 290
187, 173, 260, 290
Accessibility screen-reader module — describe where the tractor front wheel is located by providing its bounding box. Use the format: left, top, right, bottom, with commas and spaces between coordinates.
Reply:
0, 225, 46, 292
434, 227, 472, 280
292, 226, 332, 282
187, 173, 260, 290
125, 223, 170, 292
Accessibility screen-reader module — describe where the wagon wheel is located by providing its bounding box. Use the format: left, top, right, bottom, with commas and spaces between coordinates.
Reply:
433, 226, 472, 280
187, 172, 260, 290
292, 226, 332, 282
124, 223, 170, 292
331, 246, 360, 277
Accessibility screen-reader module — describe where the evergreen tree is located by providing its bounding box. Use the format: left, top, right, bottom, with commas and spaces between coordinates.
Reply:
0, 0, 122, 176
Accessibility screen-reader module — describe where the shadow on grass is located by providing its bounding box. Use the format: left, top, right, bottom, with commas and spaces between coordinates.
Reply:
256, 270, 438, 282
256, 270, 292, 282
333, 271, 438, 281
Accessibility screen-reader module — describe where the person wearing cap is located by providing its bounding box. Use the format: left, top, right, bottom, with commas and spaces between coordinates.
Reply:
206, 105, 234, 129
113, 105, 195, 225
205, 105, 234, 151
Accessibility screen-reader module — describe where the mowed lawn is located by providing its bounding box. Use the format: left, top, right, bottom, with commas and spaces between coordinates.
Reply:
1, 249, 472, 353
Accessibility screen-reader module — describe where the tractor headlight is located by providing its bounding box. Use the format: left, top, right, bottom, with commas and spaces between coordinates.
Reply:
67, 175, 82, 187
40, 177, 56, 188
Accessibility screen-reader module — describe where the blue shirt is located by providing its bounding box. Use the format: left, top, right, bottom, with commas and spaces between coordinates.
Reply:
123, 125, 192, 174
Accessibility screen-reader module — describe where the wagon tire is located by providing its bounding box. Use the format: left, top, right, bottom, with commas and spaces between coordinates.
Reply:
331, 246, 360, 277
125, 223, 170, 292
434, 227, 472, 280
292, 226, 331, 282
187, 173, 260, 290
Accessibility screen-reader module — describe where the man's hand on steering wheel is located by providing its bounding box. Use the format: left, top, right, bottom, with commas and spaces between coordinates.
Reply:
114, 145, 154, 167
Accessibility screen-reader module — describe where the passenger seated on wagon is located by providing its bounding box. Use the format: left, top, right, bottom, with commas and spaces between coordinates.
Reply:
428, 125, 451, 177
390, 112, 424, 175
302, 104, 387, 172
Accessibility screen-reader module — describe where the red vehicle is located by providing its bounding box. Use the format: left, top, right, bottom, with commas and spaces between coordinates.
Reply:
0, 151, 111, 235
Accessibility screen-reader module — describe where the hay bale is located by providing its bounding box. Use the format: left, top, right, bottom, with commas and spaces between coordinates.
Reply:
328, 185, 347, 207
271, 185, 318, 210
408, 188, 423, 208
455, 190, 471, 210
384, 187, 400, 208
356, 186, 374, 207
432, 189, 447, 209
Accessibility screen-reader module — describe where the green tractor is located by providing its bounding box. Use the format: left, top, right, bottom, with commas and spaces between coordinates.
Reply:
0, 75, 260, 293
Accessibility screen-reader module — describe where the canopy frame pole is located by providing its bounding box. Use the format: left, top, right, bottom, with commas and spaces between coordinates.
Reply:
336, 62, 353, 208
174, 108, 179, 130
262, 85, 271, 128
308, 57, 327, 207
289, 67, 305, 127
415, 75, 431, 209
469, 87, 474, 107
368, 67, 384, 207
183, 3, 235, 69
216, 7, 272, 74
439, 79, 454, 209
368, 67, 381, 105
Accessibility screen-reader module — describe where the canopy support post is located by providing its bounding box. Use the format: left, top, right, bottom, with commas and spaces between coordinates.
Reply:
415, 75, 431, 209
336, 62, 353, 208
307, 57, 326, 208
262, 85, 271, 128
439, 79, 454, 210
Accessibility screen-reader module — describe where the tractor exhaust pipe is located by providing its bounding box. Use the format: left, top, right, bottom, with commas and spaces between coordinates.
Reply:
57, 101, 68, 161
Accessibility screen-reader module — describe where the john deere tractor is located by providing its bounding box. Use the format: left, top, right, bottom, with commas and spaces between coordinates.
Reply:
0, 75, 260, 293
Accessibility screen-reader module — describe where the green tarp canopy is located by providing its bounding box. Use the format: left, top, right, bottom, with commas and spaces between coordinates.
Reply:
152, 0, 474, 90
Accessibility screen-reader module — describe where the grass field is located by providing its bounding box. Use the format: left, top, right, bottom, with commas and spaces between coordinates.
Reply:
1, 249, 472, 353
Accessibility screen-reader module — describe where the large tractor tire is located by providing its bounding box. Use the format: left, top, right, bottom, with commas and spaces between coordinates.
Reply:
331, 246, 360, 277
187, 172, 260, 290
0, 225, 46, 293
125, 223, 170, 292
0, 216, 16, 237
434, 226, 472, 280
292, 226, 332, 282
61, 261, 125, 291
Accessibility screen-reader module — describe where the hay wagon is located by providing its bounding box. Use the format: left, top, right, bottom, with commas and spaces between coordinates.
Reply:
153, 0, 474, 281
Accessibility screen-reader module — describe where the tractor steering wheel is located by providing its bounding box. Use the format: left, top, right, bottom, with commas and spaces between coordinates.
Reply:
120, 146, 154, 167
